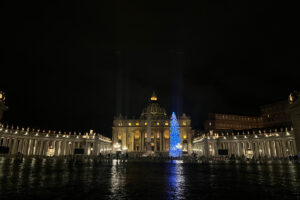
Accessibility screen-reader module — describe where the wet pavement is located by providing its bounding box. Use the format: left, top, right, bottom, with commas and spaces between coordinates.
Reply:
0, 157, 300, 200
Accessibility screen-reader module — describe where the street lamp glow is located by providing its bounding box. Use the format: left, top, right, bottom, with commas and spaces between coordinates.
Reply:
114, 143, 120, 149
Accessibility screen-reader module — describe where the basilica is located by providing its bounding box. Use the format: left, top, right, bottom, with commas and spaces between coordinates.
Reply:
112, 92, 193, 156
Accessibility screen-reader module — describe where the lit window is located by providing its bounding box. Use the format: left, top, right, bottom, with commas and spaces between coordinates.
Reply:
128, 122, 131, 126
157, 122, 159, 126
136, 122, 139, 126
209, 122, 212, 126
145, 122, 148, 126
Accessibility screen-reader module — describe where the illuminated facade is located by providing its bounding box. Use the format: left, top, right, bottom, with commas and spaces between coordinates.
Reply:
193, 127, 297, 158
0, 126, 112, 156
112, 92, 193, 155
204, 113, 264, 131
204, 101, 291, 132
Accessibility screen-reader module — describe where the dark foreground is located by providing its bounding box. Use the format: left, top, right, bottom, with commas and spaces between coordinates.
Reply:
0, 157, 299, 200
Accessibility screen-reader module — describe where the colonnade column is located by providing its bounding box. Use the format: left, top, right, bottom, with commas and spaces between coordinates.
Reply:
276, 141, 281, 158
292, 140, 297, 156
17, 139, 23, 154
54, 141, 59, 156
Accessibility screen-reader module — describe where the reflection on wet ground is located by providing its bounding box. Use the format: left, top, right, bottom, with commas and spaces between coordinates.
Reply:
0, 157, 299, 200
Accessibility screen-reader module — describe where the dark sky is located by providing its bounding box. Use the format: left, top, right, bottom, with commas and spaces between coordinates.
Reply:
1, 1, 299, 137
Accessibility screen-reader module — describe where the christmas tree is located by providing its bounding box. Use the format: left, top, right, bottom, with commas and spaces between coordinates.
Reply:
169, 112, 182, 157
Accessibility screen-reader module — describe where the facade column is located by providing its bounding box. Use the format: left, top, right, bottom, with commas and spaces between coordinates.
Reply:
267, 141, 271, 157
32, 139, 36, 155
65, 141, 69, 155
37, 140, 42, 156
238, 142, 242, 156
292, 140, 297, 156
272, 140, 277, 157
12, 139, 19, 154
280, 141, 285, 157
85, 142, 89, 155
154, 131, 157, 151
10, 139, 15, 154
160, 131, 163, 152
241, 142, 245, 156
258, 142, 263, 157
7, 138, 12, 153
1, 138, 6, 146
17, 139, 23, 154
22, 139, 28, 155
27, 139, 32, 155
141, 132, 144, 151
94, 141, 99, 156
72, 141, 76, 155
256, 142, 260, 158
227, 143, 230, 156
62, 141, 67, 156
275, 141, 281, 158
261, 141, 266, 157
54, 141, 59, 156
35, 140, 40, 155
44, 141, 49, 156
267, 141, 272, 158
30, 139, 35, 155
139, 131, 142, 152
39, 140, 44, 156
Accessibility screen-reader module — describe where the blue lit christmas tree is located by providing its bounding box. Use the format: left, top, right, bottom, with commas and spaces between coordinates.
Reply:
169, 112, 182, 157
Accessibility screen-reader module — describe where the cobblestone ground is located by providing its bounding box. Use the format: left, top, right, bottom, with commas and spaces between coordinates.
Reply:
0, 157, 299, 200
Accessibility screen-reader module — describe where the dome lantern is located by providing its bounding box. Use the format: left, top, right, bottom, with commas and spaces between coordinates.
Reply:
150, 91, 157, 101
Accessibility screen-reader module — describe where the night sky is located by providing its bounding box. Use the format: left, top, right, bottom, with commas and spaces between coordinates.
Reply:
1, 1, 299, 137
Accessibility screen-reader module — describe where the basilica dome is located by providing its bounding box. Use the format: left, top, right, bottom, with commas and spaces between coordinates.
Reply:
140, 92, 167, 119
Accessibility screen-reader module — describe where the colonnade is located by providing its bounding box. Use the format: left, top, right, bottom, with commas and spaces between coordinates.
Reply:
193, 128, 297, 158
213, 139, 297, 158
0, 127, 112, 156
